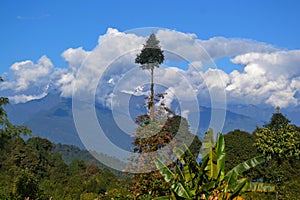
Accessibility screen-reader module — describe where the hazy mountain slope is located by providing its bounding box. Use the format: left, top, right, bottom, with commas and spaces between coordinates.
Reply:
5, 93, 279, 150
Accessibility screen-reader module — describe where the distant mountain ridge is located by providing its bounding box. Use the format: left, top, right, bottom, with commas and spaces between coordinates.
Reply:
5, 92, 299, 150
5, 91, 62, 124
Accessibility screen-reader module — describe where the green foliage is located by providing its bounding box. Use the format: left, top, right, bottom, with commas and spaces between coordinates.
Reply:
254, 123, 300, 161
155, 130, 275, 200
14, 170, 41, 200
224, 130, 258, 171
53, 143, 125, 176
201, 128, 215, 157
254, 112, 300, 161
135, 33, 164, 69
225, 127, 300, 199
264, 112, 290, 131
0, 134, 130, 199
224, 129, 265, 184
252, 112, 300, 199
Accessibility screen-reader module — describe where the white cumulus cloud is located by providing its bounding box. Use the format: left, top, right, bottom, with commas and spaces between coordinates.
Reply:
198, 37, 277, 60
1, 28, 300, 109
1, 56, 53, 92
226, 50, 300, 107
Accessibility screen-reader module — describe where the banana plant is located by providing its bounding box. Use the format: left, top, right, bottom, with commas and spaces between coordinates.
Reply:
154, 129, 275, 200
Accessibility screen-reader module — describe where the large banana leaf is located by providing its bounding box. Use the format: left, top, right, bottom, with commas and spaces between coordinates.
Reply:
205, 148, 219, 179
174, 146, 198, 193
224, 156, 265, 190
216, 133, 226, 180
246, 182, 275, 192
173, 145, 199, 187
229, 178, 248, 200
199, 152, 209, 177
154, 158, 174, 183
201, 128, 215, 157
183, 165, 194, 187
173, 146, 186, 165
171, 182, 193, 199
174, 164, 185, 181
204, 133, 226, 180
153, 192, 178, 200
227, 179, 275, 199
154, 196, 172, 200
154, 157, 193, 199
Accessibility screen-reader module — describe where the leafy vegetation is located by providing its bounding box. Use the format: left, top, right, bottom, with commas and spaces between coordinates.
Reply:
52, 143, 126, 176
253, 112, 300, 199
224, 115, 300, 200
154, 130, 275, 199
0, 134, 134, 199
254, 112, 300, 161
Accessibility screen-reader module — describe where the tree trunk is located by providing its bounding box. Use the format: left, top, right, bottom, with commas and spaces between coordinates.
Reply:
150, 68, 155, 120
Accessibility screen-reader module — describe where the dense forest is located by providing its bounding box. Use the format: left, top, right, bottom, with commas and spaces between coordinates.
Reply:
1, 100, 300, 199
1, 34, 300, 199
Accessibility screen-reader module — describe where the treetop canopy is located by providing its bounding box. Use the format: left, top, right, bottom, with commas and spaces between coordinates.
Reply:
135, 33, 164, 69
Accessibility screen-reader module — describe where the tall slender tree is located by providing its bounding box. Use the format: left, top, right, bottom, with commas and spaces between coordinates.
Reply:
129, 35, 201, 199
135, 33, 164, 120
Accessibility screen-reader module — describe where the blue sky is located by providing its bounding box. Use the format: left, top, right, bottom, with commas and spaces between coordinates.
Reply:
1, 0, 300, 73
1, 0, 300, 109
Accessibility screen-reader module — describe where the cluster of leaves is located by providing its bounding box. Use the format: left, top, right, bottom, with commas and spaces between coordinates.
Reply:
154, 129, 275, 200
135, 33, 164, 69
254, 113, 300, 161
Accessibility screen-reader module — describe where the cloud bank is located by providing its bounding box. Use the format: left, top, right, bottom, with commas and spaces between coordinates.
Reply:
1, 28, 300, 108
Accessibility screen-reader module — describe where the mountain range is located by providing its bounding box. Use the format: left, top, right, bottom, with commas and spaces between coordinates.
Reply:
4, 92, 300, 151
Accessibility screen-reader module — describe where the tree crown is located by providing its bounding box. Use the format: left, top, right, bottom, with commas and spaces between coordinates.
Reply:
264, 112, 290, 131
135, 33, 164, 70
